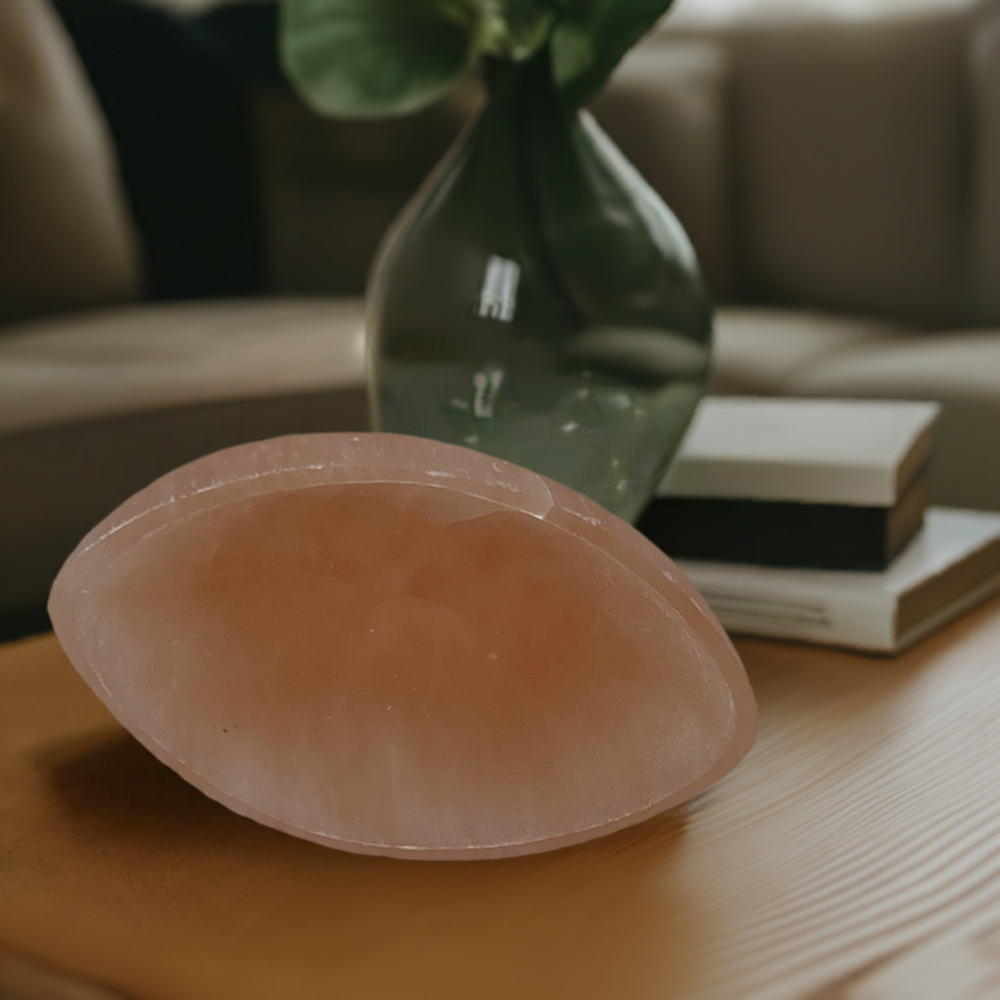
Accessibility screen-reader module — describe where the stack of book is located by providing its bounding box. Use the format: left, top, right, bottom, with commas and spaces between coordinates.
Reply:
638, 398, 1000, 654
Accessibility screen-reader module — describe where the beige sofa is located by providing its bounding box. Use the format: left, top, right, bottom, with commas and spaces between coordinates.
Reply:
3, 0, 1000, 621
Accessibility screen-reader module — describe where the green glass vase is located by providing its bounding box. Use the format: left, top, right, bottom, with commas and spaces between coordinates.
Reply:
366, 48, 711, 524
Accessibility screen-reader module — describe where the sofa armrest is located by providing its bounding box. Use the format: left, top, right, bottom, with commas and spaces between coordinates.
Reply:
0, 0, 141, 325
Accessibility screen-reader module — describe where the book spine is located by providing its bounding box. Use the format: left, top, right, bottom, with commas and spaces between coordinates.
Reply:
674, 563, 898, 652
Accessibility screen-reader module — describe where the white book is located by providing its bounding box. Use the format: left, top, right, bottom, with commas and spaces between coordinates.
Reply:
675, 508, 1000, 654
659, 397, 940, 506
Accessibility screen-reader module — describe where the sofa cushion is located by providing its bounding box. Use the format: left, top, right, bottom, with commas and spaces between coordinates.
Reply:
785, 330, 1000, 511
707, 307, 912, 395
0, 299, 368, 610
0, 297, 366, 435
669, 0, 976, 326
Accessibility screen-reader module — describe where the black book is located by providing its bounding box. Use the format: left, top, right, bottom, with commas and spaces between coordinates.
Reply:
639, 398, 939, 571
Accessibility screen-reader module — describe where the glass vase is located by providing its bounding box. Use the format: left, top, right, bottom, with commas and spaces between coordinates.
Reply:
366, 48, 711, 524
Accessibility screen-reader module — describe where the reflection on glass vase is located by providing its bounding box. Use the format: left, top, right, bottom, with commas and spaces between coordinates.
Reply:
366, 48, 712, 525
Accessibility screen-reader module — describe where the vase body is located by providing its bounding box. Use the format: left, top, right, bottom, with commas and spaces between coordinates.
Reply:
366, 51, 712, 524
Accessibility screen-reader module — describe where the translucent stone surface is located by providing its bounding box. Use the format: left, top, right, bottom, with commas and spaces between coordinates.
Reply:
49, 433, 756, 859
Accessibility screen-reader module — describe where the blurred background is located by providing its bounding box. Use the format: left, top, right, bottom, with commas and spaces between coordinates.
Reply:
18, 0, 984, 316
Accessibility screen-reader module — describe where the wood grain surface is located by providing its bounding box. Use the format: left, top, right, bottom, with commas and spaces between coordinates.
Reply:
3, 599, 1000, 1000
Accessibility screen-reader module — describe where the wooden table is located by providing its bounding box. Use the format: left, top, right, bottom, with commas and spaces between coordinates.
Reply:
3, 600, 1000, 1000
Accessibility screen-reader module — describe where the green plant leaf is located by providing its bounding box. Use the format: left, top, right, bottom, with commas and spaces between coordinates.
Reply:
281, 0, 482, 119
551, 0, 674, 107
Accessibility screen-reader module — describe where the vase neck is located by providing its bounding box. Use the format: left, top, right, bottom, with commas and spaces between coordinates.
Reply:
482, 46, 573, 131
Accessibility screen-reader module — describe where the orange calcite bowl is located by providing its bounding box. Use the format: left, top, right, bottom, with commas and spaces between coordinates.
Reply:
49, 433, 756, 859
